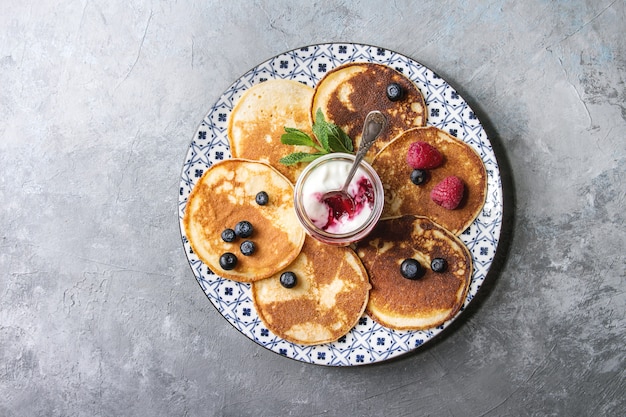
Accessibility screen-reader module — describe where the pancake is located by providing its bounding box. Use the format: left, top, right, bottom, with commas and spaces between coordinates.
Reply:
372, 126, 487, 235
228, 79, 315, 183
252, 236, 371, 345
311, 62, 427, 160
355, 215, 472, 331
183, 159, 305, 282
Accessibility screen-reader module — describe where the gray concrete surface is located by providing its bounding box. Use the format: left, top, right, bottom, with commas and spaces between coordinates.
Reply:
1, 1, 624, 416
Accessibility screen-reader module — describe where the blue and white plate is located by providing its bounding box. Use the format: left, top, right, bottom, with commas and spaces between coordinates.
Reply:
178, 43, 503, 366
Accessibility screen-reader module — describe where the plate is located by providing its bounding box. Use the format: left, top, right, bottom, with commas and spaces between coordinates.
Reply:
178, 43, 503, 366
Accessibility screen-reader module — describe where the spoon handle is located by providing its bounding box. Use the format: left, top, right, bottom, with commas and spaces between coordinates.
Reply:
342, 111, 387, 191
357, 111, 387, 157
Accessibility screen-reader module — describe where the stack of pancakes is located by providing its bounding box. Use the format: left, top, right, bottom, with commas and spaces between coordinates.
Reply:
183, 159, 305, 282
252, 237, 371, 345
373, 126, 487, 235
184, 62, 487, 345
355, 215, 472, 330
228, 79, 315, 184
312, 63, 427, 159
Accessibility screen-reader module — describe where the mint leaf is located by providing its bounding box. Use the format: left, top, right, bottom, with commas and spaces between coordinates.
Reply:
312, 108, 330, 151
326, 123, 354, 153
279, 152, 326, 166
280, 128, 319, 148
279, 108, 354, 166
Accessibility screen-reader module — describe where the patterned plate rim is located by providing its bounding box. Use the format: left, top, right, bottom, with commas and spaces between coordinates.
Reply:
178, 42, 503, 366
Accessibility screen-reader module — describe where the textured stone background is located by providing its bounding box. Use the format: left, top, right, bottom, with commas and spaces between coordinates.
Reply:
1, 1, 624, 416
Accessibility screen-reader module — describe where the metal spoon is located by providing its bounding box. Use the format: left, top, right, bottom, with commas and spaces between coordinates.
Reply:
322, 111, 387, 209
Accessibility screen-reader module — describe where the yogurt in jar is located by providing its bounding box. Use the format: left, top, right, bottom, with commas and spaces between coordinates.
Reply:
294, 153, 384, 246
301, 160, 374, 234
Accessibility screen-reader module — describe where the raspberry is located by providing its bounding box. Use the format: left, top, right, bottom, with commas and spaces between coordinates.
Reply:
406, 141, 443, 169
431, 176, 464, 209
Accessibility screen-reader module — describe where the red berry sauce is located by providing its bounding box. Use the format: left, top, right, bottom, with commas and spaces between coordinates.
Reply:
321, 176, 375, 231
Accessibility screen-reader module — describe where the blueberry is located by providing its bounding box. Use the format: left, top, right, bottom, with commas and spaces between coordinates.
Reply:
280, 271, 297, 288
234, 221, 253, 238
219, 252, 238, 270
255, 191, 269, 206
240, 240, 255, 256
221, 228, 236, 242
386, 82, 404, 101
400, 258, 425, 280
410, 169, 428, 185
431, 257, 447, 273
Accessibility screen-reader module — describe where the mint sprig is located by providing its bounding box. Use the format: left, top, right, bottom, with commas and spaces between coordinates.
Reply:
279, 108, 354, 165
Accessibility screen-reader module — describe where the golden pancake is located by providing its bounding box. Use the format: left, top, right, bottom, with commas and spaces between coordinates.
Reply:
311, 62, 427, 160
372, 126, 487, 235
228, 79, 315, 183
252, 236, 371, 345
183, 159, 305, 282
355, 215, 472, 331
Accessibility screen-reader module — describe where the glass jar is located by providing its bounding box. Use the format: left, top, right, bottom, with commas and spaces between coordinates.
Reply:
293, 153, 384, 246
